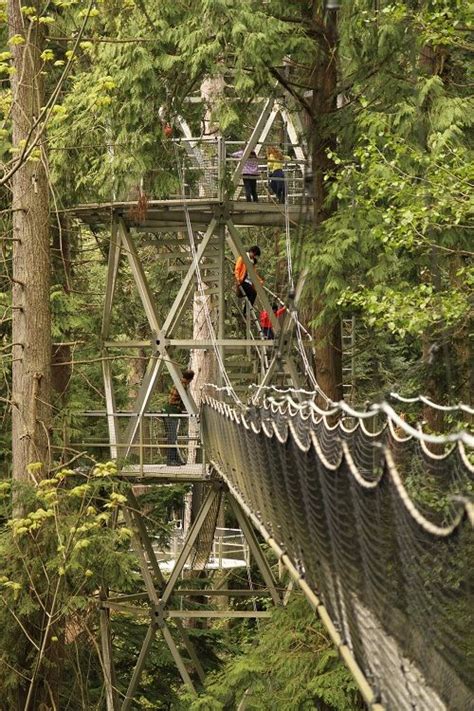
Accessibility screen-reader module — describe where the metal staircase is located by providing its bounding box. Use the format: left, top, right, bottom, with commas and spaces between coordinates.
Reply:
341, 316, 355, 402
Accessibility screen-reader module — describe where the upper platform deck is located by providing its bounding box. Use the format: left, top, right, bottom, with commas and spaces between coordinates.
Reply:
67, 136, 311, 230
70, 198, 310, 231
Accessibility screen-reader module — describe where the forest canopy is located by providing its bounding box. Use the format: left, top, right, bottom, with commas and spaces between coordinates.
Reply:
0, 0, 472, 709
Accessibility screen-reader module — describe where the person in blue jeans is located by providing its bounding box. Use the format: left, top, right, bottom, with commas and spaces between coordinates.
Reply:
267, 146, 287, 203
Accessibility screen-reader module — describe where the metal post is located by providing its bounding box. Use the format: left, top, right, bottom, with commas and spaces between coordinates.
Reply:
231, 98, 274, 188
139, 416, 144, 476
175, 623, 206, 683
126, 489, 166, 588
123, 506, 161, 605
101, 217, 121, 340
228, 496, 282, 607
160, 486, 220, 606
217, 135, 225, 202
217, 223, 225, 384
102, 358, 119, 460
121, 623, 156, 711
160, 620, 195, 691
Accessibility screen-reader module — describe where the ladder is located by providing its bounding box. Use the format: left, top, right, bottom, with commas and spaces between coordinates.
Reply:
341, 317, 355, 402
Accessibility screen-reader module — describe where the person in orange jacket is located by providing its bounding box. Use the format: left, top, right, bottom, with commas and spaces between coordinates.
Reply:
234, 245, 262, 308
259, 302, 286, 339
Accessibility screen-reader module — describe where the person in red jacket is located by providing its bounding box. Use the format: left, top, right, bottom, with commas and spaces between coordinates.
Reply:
259, 302, 285, 339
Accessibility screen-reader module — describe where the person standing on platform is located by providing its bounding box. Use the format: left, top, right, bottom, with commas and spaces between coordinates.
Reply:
164, 370, 195, 466
232, 149, 260, 202
234, 246, 262, 311
267, 146, 287, 203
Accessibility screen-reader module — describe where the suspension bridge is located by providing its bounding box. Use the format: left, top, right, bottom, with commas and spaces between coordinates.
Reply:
67, 97, 474, 710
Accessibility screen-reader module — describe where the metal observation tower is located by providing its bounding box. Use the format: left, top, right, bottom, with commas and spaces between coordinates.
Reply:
70, 96, 474, 711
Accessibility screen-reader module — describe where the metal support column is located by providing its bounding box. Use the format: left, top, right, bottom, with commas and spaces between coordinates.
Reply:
217, 222, 226, 385
121, 622, 157, 711
99, 601, 119, 711
229, 496, 282, 607
160, 486, 221, 606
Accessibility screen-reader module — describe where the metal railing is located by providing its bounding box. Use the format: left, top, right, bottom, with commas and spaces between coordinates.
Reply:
66, 411, 202, 474
138, 137, 307, 204
153, 523, 249, 571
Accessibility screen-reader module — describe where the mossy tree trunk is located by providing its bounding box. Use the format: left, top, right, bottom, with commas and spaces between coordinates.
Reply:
309, 3, 342, 402
9, 1, 52, 485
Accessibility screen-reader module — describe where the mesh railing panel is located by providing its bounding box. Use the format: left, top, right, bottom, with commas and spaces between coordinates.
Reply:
201, 394, 474, 710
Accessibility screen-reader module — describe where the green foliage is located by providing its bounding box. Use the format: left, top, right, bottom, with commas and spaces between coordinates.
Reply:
179, 595, 363, 711
0, 463, 137, 707
1, 0, 472, 706
303, 0, 473, 401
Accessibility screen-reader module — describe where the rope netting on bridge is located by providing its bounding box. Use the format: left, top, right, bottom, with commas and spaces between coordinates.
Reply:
201, 387, 474, 710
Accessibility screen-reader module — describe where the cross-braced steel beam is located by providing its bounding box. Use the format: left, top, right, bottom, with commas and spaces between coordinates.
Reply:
98, 482, 286, 706
92, 103, 319, 707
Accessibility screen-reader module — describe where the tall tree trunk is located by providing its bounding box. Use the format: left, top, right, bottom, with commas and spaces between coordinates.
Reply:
9, 1, 52, 483
9, 4, 56, 707
186, 287, 217, 533
184, 76, 220, 534
309, 4, 343, 403
418, 45, 450, 431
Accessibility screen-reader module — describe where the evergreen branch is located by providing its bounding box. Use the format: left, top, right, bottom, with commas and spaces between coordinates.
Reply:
0, 0, 95, 188
1, 597, 40, 651
133, 0, 157, 33
267, 66, 313, 117
50, 35, 158, 44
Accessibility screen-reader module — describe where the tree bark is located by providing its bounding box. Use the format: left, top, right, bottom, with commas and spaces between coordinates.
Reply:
187, 287, 217, 532
9, 1, 52, 483
309, 4, 343, 403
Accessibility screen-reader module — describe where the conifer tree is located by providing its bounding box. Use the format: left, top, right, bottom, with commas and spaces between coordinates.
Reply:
8, 0, 52, 486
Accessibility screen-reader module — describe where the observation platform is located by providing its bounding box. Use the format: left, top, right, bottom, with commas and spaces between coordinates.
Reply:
119, 462, 209, 483
68, 131, 310, 230
69, 198, 310, 231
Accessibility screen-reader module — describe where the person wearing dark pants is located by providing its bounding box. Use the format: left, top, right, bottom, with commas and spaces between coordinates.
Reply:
269, 169, 285, 203
163, 370, 194, 466
234, 245, 262, 319
239, 279, 257, 306
267, 147, 287, 204
243, 176, 258, 203
232, 149, 260, 202
165, 414, 180, 465
259, 303, 286, 339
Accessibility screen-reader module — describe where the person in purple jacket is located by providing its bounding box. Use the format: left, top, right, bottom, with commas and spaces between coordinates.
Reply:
232, 149, 259, 202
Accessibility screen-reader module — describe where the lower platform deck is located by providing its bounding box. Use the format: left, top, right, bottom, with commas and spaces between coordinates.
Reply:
119, 462, 210, 483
